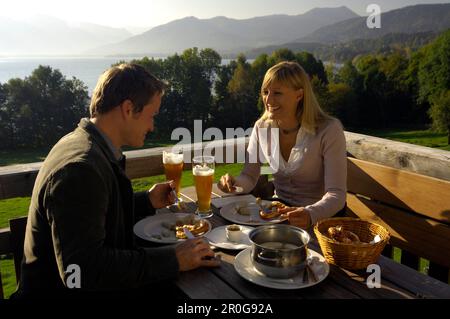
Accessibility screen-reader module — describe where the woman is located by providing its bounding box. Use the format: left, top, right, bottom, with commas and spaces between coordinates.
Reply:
218, 61, 347, 229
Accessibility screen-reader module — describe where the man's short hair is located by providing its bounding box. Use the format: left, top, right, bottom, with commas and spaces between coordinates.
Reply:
90, 63, 165, 117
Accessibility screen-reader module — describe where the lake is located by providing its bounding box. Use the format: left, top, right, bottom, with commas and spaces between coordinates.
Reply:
0, 57, 238, 94
0, 57, 150, 93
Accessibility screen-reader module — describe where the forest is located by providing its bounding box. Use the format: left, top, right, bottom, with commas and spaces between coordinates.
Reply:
0, 29, 449, 150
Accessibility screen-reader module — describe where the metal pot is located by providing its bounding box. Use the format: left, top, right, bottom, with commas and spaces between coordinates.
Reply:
249, 224, 310, 279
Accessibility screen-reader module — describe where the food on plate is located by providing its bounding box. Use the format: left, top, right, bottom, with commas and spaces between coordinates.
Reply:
327, 225, 360, 243
175, 221, 209, 239
258, 199, 288, 219
160, 214, 209, 239
235, 204, 253, 216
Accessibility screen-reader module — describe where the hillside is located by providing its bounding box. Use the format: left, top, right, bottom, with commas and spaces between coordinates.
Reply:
88, 7, 358, 55
297, 3, 450, 44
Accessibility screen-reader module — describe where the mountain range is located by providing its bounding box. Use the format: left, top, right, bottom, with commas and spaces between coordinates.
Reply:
1, 3, 450, 57
0, 15, 132, 55
296, 3, 450, 43
88, 6, 358, 55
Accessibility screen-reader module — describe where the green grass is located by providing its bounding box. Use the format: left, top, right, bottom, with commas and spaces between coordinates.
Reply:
356, 129, 450, 151
0, 148, 50, 166
0, 163, 244, 298
0, 256, 16, 299
130, 163, 244, 193
0, 197, 31, 228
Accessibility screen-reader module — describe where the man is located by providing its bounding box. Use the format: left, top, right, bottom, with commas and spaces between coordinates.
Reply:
13, 63, 219, 299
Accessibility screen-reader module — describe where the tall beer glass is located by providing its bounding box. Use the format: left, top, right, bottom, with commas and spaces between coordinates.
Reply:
163, 150, 184, 195
192, 156, 214, 218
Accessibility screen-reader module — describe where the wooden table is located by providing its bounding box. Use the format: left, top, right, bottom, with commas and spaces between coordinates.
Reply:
141, 185, 450, 300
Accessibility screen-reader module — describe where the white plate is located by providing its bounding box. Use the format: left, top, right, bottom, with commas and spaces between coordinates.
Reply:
234, 248, 329, 289
133, 213, 212, 244
220, 200, 287, 226
205, 225, 254, 250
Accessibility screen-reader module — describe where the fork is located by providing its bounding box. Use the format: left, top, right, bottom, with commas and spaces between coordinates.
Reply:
255, 197, 271, 214
171, 189, 187, 210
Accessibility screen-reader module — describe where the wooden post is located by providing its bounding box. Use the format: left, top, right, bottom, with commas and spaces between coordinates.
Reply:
9, 217, 27, 283
401, 250, 420, 271
381, 244, 393, 259
428, 262, 450, 284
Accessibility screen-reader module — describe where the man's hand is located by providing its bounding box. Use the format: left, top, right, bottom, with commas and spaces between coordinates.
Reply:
147, 181, 176, 209
175, 238, 221, 271
279, 206, 312, 229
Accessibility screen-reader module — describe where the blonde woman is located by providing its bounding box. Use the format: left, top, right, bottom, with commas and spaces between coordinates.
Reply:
218, 61, 347, 228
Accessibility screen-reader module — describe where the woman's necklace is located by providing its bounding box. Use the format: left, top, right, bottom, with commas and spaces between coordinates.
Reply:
280, 123, 301, 135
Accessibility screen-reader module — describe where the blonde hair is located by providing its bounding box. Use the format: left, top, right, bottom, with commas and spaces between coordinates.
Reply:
260, 61, 330, 134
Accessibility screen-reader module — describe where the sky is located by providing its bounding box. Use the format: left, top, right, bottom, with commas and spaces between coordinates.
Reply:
1, 0, 448, 30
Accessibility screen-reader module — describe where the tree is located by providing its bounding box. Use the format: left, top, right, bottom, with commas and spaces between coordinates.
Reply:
211, 61, 237, 130
0, 66, 89, 149
295, 51, 328, 84
311, 75, 329, 112
0, 83, 13, 149
324, 83, 358, 127
227, 55, 259, 128
267, 48, 297, 65
339, 61, 364, 94
137, 48, 222, 138
418, 30, 450, 105
354, 55, 393, 127
429, 90, 450, 144
130, 56, 165, 79
250, 54, 270, 114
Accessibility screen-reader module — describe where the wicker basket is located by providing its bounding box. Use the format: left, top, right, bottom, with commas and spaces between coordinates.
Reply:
314, 217, 390, 270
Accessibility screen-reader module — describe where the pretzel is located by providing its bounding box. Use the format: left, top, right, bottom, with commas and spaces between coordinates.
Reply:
259, 201, 288, 219
175, 220, 209, 239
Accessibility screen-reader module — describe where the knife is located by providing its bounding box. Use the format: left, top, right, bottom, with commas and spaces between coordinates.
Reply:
183, 227, 195, 239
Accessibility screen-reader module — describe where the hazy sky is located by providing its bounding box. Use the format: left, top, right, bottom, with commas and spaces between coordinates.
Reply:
1, 0, 448, 29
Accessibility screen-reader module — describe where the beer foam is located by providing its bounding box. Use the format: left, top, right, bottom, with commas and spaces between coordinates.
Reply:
192, 165, 214, 176
163, 152, 183, 164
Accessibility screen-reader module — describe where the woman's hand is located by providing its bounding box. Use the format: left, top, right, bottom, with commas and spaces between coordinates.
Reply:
218, 174, 237, 193
279, 206, 312, 229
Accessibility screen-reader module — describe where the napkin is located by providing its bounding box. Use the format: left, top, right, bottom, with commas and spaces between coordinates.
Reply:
211, 194, 257, 208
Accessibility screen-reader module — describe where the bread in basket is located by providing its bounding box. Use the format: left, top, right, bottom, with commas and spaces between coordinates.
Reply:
314, 217, 390, 270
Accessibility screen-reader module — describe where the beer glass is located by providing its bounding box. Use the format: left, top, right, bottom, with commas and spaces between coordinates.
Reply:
163, 150, 184, 196
192, 156, 215, 218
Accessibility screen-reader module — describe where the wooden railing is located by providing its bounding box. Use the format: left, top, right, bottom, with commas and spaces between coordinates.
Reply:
2, 131, 449, 201
1, 131, 450, 298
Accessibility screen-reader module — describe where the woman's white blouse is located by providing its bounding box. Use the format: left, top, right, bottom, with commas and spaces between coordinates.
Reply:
235, 118, 347, 225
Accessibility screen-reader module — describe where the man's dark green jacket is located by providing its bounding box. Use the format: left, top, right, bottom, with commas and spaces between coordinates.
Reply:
15, 118, 179, 297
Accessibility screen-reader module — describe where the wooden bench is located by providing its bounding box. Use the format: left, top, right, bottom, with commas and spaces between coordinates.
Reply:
345, 157, 450, 283
252, 157, 450, 284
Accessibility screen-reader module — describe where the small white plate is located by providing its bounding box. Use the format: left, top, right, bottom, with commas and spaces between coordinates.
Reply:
205, 225, 254, 250
234, 248, 329, 289
220, 200, 287, 226
133, 213, 211, 244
